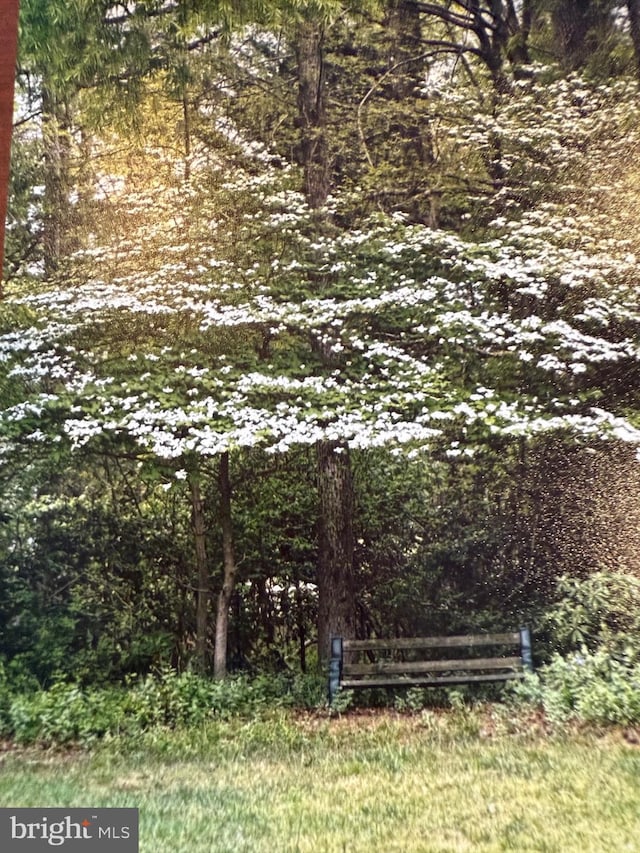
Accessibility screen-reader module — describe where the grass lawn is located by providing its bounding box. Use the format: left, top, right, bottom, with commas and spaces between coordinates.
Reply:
1, 708, 639, 852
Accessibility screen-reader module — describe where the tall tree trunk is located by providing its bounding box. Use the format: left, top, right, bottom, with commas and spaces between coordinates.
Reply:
182, 91, 191, 182
316, 442, 356, 659
295, 19, 357, 661
214, 451, 237, 679
466, 0, 511, 93
382, 1, 438, 224
516, 0, 533, 67
0, 0, 20, 290
628, 0, 640, 80
551, 0, 613, 70
189, 471, 209, 673
41, 86, 72, 276
385, 0, 422, 98
295, 21, 330, 210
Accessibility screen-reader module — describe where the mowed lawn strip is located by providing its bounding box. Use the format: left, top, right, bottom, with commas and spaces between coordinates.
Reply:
0, 711, 639, 853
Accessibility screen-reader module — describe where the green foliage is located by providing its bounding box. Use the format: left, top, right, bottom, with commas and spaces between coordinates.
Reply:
329, 687, 354, 714
0, 460, 193, 686
393, 687, 430, 713
7, 682, 123, 745
4, 134, 45, 278
391, 687, 480, 716
354, 446, 547, 638
217, 449, 318, 669
2, 668, 327, 745
512, 647, 640, 725
508, 566, 640, 727
544, 571, 640, 655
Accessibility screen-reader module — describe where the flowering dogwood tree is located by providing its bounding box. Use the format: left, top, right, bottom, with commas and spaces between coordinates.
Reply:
5, 68, 640, 454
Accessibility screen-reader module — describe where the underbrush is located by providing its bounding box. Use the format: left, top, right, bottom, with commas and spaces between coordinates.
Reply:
5, 655, 640, 747
511, 570, 640, 726
511, 648, 640, 725
5, 569, 640, 746
3, 665, 640, 750
0, 667, 327, 746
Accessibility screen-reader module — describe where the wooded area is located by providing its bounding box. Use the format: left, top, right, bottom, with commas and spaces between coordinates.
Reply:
2, 0, 640, 691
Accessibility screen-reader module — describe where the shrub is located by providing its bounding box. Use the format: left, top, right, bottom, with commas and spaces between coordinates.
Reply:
544, 571, 640, 657
511, 646, 640, 725
9, 683, 125, 745
3, 668, 327, 746
520, 571, 640, 725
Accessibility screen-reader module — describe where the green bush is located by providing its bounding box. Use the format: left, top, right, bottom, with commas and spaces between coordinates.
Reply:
3, 668, 327, 746
545, 571, 640, 656
9, 683, 126, 744
519, 571, 640, 725
512, 647, 640, 725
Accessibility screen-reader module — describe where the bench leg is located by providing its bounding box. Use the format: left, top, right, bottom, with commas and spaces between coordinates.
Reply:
328, 636, 343, 703
520, 626, 534, 673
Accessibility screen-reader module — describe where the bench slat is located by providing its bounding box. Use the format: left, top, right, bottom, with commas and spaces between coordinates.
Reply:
343, 656, 523, 677
343, 632, 520, 652
340, 672, 524, 689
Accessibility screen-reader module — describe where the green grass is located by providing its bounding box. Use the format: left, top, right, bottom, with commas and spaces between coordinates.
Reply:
1, 709, 639, 852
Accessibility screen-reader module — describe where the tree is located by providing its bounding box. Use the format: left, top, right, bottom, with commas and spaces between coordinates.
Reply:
408, 0, 531, 88
188, 465, 210, 673
0, 0, 20, 286
213, 451, 237, 678
294, 10, 362, 658
4, 68, 640, 596
547, 0, 617, 70
629, 0, 640, 78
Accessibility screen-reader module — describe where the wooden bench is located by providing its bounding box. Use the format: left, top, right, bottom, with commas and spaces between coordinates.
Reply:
328, 628, 533, 703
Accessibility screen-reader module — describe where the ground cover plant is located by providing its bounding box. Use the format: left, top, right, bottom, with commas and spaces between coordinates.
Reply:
0, 669, 327, 746
1, 710, 639, 853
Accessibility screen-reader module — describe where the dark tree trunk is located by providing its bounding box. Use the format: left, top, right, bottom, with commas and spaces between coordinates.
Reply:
552, 0, 590, 68
41, 87, 72, 276
0, 0, 20, 289
516, 0, 533, 66
381, 1, 440, 224
295, 18, 356, 661
182, 91, 191, 182
465, 0, 511, 92
189, 471, 210, 674
214, 451, 237, 679
316, 441, 356, 660
295, 21, 331, 210
551, 0, 613, 69
385, 0, 422, 97
628, 0, 640, 80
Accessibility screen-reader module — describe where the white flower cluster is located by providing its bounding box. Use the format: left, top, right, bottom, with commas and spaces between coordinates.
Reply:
3, 69, 640, 465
